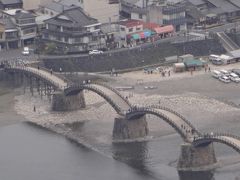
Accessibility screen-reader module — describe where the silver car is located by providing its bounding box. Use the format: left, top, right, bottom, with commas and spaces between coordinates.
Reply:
219, 75, 231, 83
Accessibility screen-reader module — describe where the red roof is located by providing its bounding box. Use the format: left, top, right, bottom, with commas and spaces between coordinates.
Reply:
154, 25, 174, 34
143, 22, 160, 30
119, 19, 144, 28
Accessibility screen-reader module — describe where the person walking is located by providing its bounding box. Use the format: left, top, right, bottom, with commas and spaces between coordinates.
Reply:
50, 69, 53, 75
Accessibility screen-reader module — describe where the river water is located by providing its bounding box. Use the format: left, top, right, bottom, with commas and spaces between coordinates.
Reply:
1, 82, 240, 180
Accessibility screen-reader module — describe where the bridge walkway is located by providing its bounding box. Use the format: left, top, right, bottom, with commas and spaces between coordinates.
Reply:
194, 133, 240, 153
127, 106, 200, 142
152, 107, 198, 142
6, 65, 67, 90
81, 83, 131, 112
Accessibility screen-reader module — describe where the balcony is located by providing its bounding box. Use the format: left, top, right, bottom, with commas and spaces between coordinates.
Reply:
5, 36, 19, 40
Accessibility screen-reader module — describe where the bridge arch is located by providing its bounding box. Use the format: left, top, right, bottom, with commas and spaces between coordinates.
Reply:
193, 133, 240, 153
64, 83, 131, 115
126, 106, 200, 141
4, 66, 68, 90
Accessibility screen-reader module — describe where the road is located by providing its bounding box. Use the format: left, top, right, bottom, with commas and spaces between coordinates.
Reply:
0, 49, 38, 63
1, 21, 240, 62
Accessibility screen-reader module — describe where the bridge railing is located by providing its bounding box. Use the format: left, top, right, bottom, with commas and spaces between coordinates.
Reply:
29, 64, 73, 84
195, 132, 240, 141
193, 133, 240, 152
5, 65, 68, 90
93, 82, 132, 106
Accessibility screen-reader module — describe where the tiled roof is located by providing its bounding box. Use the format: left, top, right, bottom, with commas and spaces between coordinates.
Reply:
44, 1, 74, 13
206, 0, 239, 13
14, 11, 35, 19
119, 19, 143, 28
45, 7, 98, 27
0, 0, 22, 5
0, 17, 17, 30
187, 0, 205, 6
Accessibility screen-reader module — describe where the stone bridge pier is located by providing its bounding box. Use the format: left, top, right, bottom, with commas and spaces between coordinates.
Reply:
177, 143, 217, 171
52, 91, 86, 111
113, 115, 149, 140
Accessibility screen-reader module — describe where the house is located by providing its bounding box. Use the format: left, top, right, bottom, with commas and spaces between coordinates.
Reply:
0, 0, 23, 10
0, 17, 19, 50
120, 0, 187, 31
118, 19, 151, 47
39, 0, 76, 17
40, 0, 120, 24
186, 0, 240, 28
22, 0, 48, 10
118, 19, 174, 47
162, 1, 187, 31
2, 9, 37, 46
42, 7, 106, 54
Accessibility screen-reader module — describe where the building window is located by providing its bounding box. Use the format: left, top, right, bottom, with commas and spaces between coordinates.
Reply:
128, 28, 133, 32
136, 27, 141, 31
23, 28, 35, 35
120, 27, 125, 31
139, 14, 143, 19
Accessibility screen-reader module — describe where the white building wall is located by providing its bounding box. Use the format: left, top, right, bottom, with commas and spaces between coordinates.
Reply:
83, 0, 119, 24
131, 13, 147, 22
23, 0, 48, 10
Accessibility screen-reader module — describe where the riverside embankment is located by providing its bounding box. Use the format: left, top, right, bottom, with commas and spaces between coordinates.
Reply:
42, 39, 225, 72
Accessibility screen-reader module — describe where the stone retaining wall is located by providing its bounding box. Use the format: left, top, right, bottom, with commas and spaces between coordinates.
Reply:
42, 39, 226, 72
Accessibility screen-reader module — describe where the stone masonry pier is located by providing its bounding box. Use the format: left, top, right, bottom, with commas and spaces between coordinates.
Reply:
177, 143, 217, 171
52, 91, 86, 111
113, 115, 149, 140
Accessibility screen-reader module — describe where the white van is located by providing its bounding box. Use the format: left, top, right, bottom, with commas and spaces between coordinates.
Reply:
212, 70, 222, 78
219, 69, 229, 75
209, 54, 220, 61
22, 47, 30, 55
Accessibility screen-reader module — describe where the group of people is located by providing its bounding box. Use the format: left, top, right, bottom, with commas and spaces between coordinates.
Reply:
181, 124, 195, 136
161, 70, 171, 77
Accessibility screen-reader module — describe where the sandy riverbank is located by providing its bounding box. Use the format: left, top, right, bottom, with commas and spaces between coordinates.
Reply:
0, 83, 26, 127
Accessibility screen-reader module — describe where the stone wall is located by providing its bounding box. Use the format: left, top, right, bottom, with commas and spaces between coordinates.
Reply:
113, 115, 149, 140
227, 32, 240, 46
177, 143, 217, 171
52, 91, 86, 111
42, 39, 226, 72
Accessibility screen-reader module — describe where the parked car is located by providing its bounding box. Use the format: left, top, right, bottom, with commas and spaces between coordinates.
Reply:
212, 70, 222, 78
219, 69, 230, 76
212, 58, 223, 65
229, 73, 240, 82
232, 69, 240, 76
219, 75, 231, 83
22, 47, 30, 55
89, 50, 103, 55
